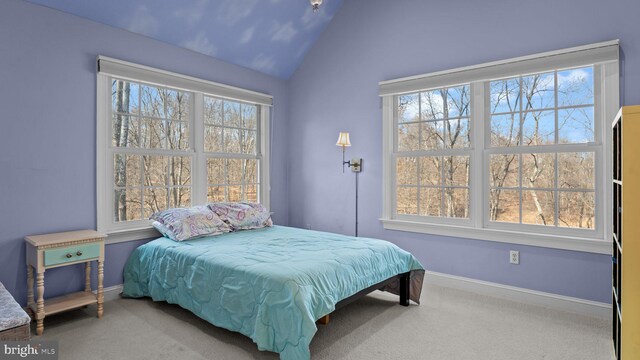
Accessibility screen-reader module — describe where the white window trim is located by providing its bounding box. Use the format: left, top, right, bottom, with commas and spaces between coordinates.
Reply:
96, 57, 272, 244
380, 41, 619, 254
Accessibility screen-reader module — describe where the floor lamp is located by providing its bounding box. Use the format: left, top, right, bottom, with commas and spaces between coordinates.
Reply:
336, 132, 362, 237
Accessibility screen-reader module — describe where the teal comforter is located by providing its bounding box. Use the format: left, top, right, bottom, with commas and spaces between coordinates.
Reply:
123, 226, 424, 360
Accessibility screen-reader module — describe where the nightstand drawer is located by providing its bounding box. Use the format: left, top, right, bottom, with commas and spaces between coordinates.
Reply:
44, 243, 101, 267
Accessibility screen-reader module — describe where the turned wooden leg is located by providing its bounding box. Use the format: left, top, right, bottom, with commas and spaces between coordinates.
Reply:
26, 265, 35, 318
85, 262, 92, 292
317, 314, 330, 325
97, 260, 104, 319
36, 271, 45, 335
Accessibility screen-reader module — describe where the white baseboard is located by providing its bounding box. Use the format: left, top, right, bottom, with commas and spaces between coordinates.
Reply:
425, 270, 611, 319
94, 284, 123, 303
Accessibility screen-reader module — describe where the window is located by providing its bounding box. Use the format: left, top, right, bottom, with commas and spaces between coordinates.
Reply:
381, 41, 619, 253
111, 80, 193, 222
97, 57, 271, 241
487, 67, 596, 229
396, 86, 471, 219
204, 96, 260, 203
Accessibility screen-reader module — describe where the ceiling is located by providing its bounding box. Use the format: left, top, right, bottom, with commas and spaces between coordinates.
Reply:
26, 0, 344, 79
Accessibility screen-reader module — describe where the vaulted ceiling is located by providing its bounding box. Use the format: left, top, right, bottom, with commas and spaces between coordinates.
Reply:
26, 0, 344, 79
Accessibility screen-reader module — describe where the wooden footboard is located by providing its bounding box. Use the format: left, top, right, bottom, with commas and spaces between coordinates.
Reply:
316, 272, 411, 325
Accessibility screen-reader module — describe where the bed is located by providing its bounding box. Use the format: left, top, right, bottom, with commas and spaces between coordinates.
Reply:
123, 225, 425, 360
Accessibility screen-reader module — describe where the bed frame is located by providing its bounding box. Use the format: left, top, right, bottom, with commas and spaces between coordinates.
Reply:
317, 272, 410, 325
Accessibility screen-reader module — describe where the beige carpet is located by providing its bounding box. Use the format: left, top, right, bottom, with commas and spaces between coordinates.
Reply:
37, 283, 612, 360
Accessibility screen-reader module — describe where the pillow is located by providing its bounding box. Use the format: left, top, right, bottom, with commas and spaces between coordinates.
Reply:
208, 202, 273, 231
150, 205, 231, 241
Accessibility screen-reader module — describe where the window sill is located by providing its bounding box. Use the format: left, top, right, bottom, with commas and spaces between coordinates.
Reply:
380, 219, 611, 254
105, 226, 161, 245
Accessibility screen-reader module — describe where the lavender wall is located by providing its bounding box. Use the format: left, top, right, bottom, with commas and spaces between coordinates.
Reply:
0, 0, 290, 305
289, 0, 640, 303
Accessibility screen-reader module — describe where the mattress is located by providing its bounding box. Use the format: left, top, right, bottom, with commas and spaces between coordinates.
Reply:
123, 226, 424, 360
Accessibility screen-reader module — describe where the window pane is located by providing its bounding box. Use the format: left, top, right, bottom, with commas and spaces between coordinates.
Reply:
490, 189, 519, 223
168, 187, 191, 208
443, 156, 469, 186
396, 186, 418, 215
224, 128, 241, 153
522, 72, 555, 110
207, 158, 225, 184
245, 184, 258, 203
419, 187, 441, 217
165, 90, 190, 121
143, 155, 167, 187
169, 157, 191, 186
558, 67, 594, 107
558, 152, 595, 189
522, 110, 555, 146
490, 154, 519, 188
522, 153, 555, 189
207, 157, 259, 203
225, 101, 242, 128
143, 188, 168, 218
242, 104, 258, 129
112, 115, 139, 148
204, 97, 223, 125
167, 121, 189, 150
396, 157, 417, 185
444, 188, 468, 218
445, 119, 469, 148
114, 154, 141, 187
558, 191, 595, 229
421, 90, 445, 120
398, 94, 419, 123
421, 121, 444, 150
114, 188, 142, 222
140, 85, 165, 118
419, 156, 441, 186
208, 186, 225, 202
398, 123, 420, 151
491, 113, 520, 147
227, 159, 243, 184
245, 159, 258, 184
242, 130, 257, 155
140, 119, 166, 149
112, 80, 139, 115
490, 77, 520, 114
205, 125, 223, 152
522, 190, 555, 226
228, 185, 242, 202
446, 86, 470, 118
558, 107, 594, 144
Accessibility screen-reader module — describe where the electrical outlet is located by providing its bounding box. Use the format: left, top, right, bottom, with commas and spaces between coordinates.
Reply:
306, 224, 311, 230
510, 250, 520, 265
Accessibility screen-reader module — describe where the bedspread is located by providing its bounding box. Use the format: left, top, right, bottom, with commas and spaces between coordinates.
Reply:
123, 226, 424, 360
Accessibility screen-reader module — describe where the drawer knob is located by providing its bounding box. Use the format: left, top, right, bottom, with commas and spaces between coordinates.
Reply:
76, 251, 83, 256
66, 253, 73, 258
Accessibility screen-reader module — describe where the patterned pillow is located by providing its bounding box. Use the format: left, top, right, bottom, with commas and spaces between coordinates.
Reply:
150, 205, 231, 241
207, 202, 273, 231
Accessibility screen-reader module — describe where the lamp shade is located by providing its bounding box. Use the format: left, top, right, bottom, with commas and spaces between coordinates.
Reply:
336, 132, 351, 147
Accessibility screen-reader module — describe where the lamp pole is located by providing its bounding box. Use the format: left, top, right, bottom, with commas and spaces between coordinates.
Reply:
355, 171, 359, 237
